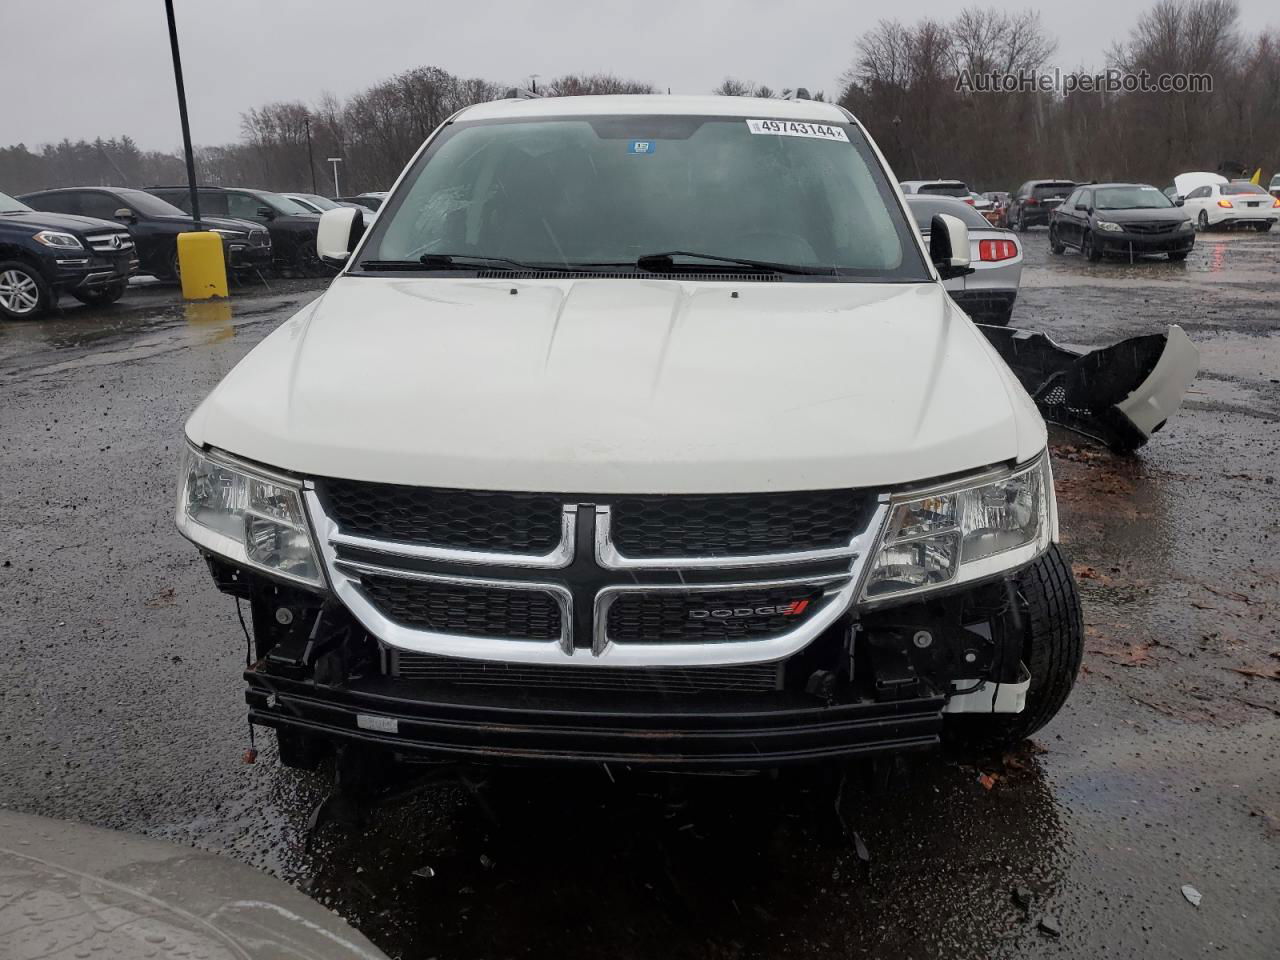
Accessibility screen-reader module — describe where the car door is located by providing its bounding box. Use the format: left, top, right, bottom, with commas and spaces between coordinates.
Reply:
1182, 186, 1210, 223
1074, 189, 1095, 244
1055, 189, 1081, 246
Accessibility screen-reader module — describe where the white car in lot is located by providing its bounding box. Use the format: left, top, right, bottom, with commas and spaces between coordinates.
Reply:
176, 94, 1131, 778
1175, 172, 1279, 230
905, 195, 1021, 324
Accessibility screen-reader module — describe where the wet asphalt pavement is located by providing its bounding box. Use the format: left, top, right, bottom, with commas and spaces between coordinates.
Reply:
1, 234, 1277, 959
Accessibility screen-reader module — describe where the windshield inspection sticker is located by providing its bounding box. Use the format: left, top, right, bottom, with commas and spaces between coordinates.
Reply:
746, 119, 849, 142
628, 140, 656, 154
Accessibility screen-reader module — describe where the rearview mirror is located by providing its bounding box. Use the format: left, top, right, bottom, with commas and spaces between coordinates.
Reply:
317, 206, 365, 264
113, 207, 135, 223
929, 213, 972, 280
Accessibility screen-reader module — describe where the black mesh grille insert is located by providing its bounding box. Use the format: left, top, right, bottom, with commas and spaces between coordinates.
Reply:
1124, 221, 1180, 234
610, 490, 867, 557
361, 576, 562, 641
322, 479, 562, 553
391, 653, 780, 693
606, 587, 823, 644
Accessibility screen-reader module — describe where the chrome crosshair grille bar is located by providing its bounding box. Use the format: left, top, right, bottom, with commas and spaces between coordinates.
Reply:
304, 486, 890, 668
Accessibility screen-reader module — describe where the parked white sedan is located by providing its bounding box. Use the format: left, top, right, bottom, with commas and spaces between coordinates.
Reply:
1175, 172, 1278, 230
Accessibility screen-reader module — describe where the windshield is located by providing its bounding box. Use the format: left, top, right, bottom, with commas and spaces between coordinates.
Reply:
0, 191, 33, 214
256, 192, 312, 216
356, 115, 927, 280
115, 188, 189, 218
1032, 182, 1074, 199
296, 194, 342, 210
1095, 186, 1175, 210
905, 196, 990, 230
916, 182, 969, 198
1223, 183, 1268, 196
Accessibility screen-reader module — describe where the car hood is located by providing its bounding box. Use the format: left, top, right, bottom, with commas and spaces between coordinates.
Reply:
1174, 172, 1227, 195
0, 209, 126, 235
186, 276, 1045, 493
1094, 206, 1190, 223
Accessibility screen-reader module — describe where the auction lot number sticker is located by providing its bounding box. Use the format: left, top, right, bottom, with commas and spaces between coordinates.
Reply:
746, 119, 849, 142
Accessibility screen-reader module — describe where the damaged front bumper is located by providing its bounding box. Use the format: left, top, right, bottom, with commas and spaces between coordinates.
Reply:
980, 323, 1200, 453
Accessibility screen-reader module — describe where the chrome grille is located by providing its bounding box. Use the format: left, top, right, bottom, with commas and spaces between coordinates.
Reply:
84, 232, 134, 252
249, 228, 271, 247
307, 483, 887, 668
390, 652, 782, 692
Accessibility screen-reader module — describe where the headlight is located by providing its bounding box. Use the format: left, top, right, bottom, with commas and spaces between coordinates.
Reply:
176, 445, 324, 588
862, 454, 1053, 603
1096, 220, 1123, 232
1179, 219, 1194, 231
33, 230, 83, 249
209, 228, 246, 239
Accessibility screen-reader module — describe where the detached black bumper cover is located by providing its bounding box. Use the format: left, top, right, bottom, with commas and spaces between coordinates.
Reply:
245, 670, 944, 767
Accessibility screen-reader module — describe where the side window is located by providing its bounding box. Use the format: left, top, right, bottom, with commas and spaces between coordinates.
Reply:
1018, 182, 1031, 198
1078, 190, 1093, 210
1189, 186, 1209, 199
35, 192, 80, 214
199, 190, 229, 216
78, 192, 124, 220
226, 192, 265, 221
1063, 189, 1079, 208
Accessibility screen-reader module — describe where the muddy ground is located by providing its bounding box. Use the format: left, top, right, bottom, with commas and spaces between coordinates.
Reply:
1, 231, 1276, 959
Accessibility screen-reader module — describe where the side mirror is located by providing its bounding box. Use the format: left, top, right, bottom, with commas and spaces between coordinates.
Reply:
1174, 197, 1185, 206
317, 206, 365, 264
929, 213, 972, 280
114, 207, 136, 223
256, 206, 276, 221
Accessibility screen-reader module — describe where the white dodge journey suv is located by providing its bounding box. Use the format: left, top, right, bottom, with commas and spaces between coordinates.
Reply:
177, 95, 1082, 773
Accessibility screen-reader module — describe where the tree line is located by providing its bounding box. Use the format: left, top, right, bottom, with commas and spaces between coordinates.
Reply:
2, 0, 1276, 198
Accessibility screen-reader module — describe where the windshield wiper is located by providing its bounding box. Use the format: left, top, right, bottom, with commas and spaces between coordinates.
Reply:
359, 254, 533, 272
635, 251, 833, 276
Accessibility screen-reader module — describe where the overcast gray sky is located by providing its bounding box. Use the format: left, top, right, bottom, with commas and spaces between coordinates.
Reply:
7, 0, 1277, 150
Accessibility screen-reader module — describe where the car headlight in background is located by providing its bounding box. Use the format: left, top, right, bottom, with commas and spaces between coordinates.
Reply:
1179, 220, 1194, 231
176, 445, 324, 588
862, 453, 1053, 603
1096, 220, 1124, 232
209, 228, 246, 240
33, 230, 83, 249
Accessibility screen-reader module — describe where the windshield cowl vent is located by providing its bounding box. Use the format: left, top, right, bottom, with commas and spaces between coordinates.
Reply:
474, 270, 780, 281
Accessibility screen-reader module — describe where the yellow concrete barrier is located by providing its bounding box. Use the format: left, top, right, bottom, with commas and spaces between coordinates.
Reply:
177, 231, 228, 300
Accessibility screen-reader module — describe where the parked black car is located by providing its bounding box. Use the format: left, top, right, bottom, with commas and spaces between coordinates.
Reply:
1049, 183, 1195, 262
0, 191, 137, 320
146, 186, 321, 275
1007, 179, 1076, 231
18, 187, 270, 281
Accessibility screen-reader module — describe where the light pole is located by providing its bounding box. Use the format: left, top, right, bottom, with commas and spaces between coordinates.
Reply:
164, 0, 201, 228
304, 115, 317, 194
326, 157, 343, 198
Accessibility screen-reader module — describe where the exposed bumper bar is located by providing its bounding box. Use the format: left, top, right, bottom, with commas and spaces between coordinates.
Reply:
245, 670, 944, 767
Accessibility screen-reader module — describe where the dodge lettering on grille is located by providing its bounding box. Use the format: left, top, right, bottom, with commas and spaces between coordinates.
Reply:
688, 600, 810, 620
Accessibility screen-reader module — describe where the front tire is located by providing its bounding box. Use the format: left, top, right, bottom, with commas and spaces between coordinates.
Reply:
1168, 250, 1189, 261
1197, 210, 1209, 231
71, 280, 126, 306
1049, 226, 1065, 254
1082, 231, 1101, 262
0, 260, 52, 320
275, 728, 328, 771
1258, 223, 1272, 233
1016, 209, 1028, 233
947, 545, 1084, 748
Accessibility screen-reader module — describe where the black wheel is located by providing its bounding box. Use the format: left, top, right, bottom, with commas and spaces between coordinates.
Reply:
1168, 250, 1189, 261
1082, 231, 1101, 262
275, 728, 328, 771
1049, 225, 1065, 254
71, 280, 127, 306
1258, 223, 1272, 233
291, 239, 321, 277
0, 260, 52, 320
162, 248, 182, 282
1016, 208, 1028, 233
946, 544, 1084, 748
1197, 210, 1209, 231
